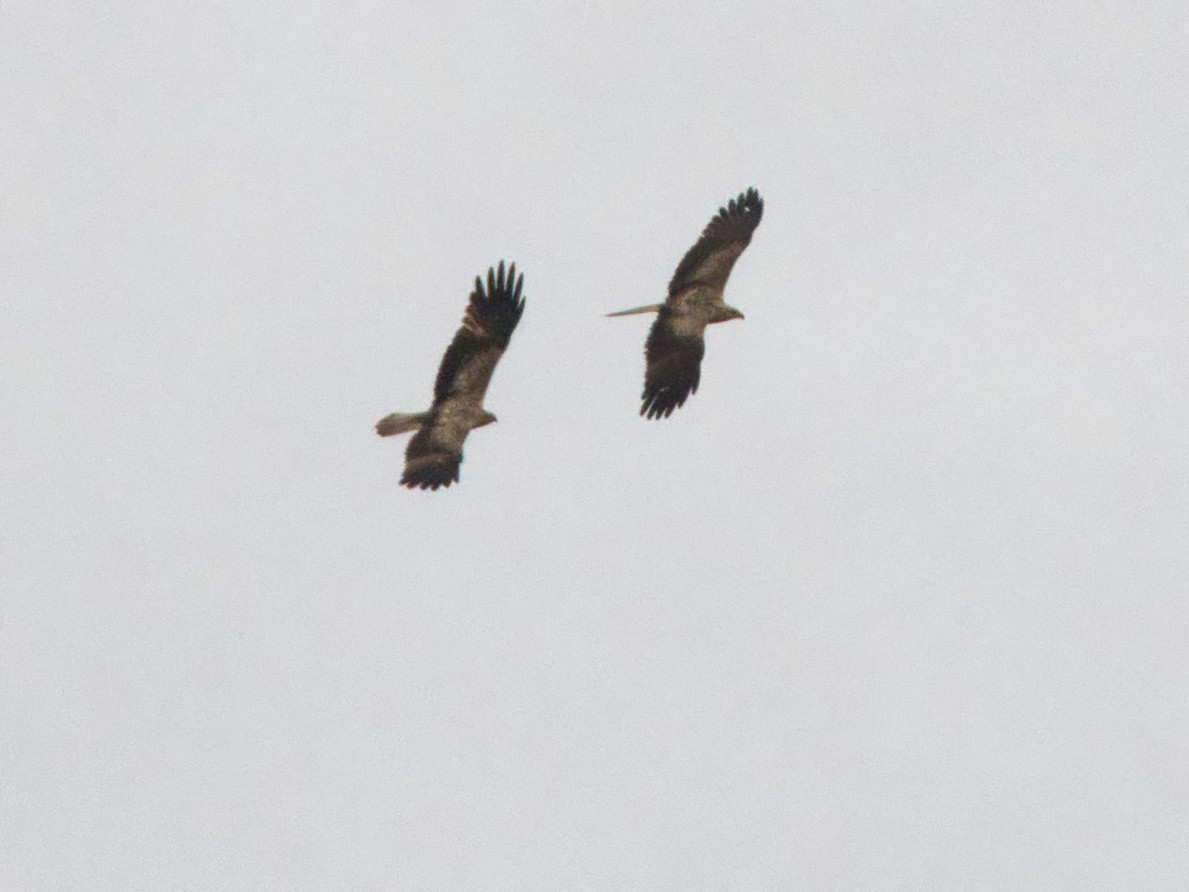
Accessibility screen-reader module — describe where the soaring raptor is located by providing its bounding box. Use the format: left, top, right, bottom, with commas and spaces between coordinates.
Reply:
376, 261, 525, 490
608, 187, 763, 418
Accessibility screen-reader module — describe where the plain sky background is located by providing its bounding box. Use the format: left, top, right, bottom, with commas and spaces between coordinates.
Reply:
3, 2, 1188, 889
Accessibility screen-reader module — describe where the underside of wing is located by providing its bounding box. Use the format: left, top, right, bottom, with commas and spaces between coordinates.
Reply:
401, 422, 464, 490
667, 187, 763, 298
432, 261, 526, 407
641, 309, 706, 419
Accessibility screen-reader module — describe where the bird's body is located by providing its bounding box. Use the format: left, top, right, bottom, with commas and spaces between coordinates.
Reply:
376, 261, 525, 490
608, 188, 763, 418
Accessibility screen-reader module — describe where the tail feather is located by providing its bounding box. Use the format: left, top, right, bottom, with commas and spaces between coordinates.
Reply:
606, 303, 663, 317
375, 411, 429, 437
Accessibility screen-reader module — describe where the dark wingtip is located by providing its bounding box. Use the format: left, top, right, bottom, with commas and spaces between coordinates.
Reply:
466, 260, 525, 343
502, 261, 524, 309
732, 187, 762, 214
399, 464, 460, 491
399, 476, 456, 491
641, 403, 677, 420
640, 390, 686, 420
480, 260, 525, 299
712, 187, 763, 233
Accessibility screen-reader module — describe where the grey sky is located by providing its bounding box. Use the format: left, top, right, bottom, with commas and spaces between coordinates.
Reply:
3, 2, 1188, 889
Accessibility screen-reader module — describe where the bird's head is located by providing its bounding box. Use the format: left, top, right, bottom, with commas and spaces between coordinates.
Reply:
475, 410, 498, 428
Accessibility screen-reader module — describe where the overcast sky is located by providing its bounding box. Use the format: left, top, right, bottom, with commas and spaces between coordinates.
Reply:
4, 2, 1188, 889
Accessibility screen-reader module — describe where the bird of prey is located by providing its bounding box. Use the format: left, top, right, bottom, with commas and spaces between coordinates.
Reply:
608, 187, 763, 418
376, 261, 525, 490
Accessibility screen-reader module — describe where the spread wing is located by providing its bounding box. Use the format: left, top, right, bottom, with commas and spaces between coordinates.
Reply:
641, 303, 708, 419
430, 260, 525, 409
400, 262, 525, 491
667, 187, 763, 299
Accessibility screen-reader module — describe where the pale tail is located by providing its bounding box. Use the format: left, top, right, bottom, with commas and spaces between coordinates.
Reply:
375, 411, 429, 437
606, 303, 663, 317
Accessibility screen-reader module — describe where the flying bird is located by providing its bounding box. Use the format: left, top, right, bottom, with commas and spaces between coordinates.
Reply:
376, 261, 525, 490
608, 187, 763, 418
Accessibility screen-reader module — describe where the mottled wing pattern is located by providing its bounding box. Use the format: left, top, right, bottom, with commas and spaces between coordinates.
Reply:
667, 187, 763, 297
641, 303, 707, 419
432, 261, 525, 405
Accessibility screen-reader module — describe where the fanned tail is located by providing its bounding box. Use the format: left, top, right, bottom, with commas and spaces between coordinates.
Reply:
375, 411, 429, 437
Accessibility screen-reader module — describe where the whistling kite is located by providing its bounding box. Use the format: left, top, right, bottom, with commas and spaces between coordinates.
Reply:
376, 261, 525, 490
608, 188, 763, 418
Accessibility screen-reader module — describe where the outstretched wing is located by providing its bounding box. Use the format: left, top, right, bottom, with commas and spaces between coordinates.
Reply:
401, 414, 470, 490
667, 187, 763, 299
430, 260, 525, 408
641, 305, 707, 419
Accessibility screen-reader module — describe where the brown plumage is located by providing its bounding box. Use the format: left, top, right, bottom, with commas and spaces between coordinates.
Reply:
376, 261, 525, 490
608, 187, 763, 418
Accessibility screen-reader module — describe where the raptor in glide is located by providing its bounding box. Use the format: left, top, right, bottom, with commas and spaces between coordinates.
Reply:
376, 261, 525, 490
608, 187, 762, 418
